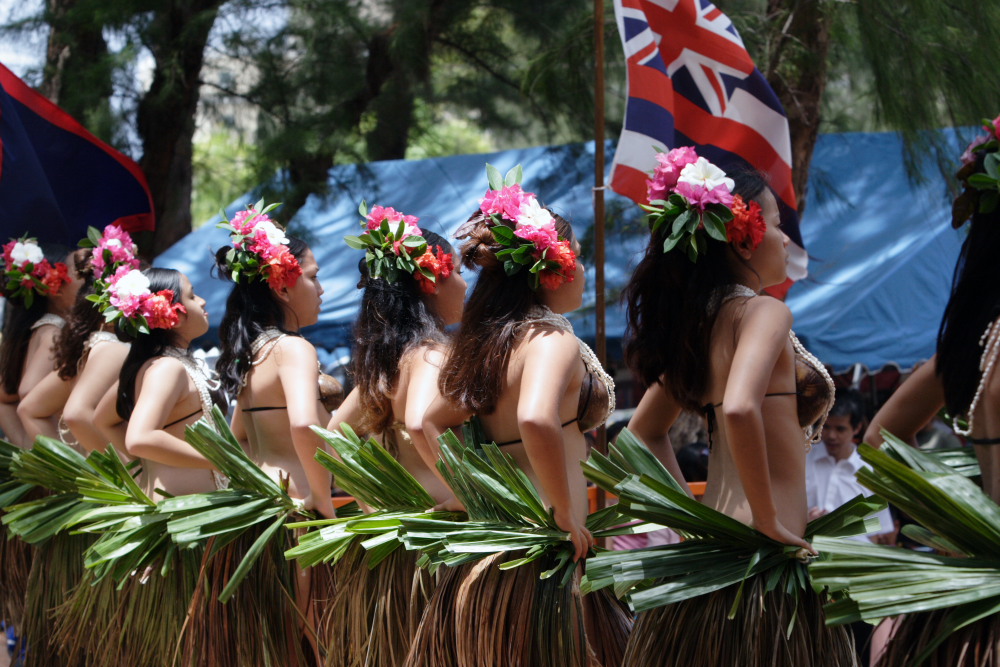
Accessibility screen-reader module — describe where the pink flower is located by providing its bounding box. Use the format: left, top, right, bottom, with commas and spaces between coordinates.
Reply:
367, 205, 422, 238
108, 267, 150, 317
480, 184, 533, 222
263, 247, 302, 290
2, 241, 14, 268
231, 208, 267, 236
646, 147, 700, 203
962, 134, 990, 165
674, 181, 735, 211
514, 223, 559, 251
93, 225, 140, 275
140, 289, 186, 329
989, 115, 1000, 140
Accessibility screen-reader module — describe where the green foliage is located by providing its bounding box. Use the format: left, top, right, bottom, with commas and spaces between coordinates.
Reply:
810, 432, 1000, 663
582, 428, 884, 613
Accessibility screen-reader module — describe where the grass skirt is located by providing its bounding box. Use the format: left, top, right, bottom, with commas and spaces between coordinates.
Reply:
453, 551, 590, 667
0, 527, 32, 630
180, 524, 310, 667
50, 548, 201, 667
877, 609, 1000, 666
319, 540, 435, 666
404, 561, 473, 667
21, 532, 93, 667
622, 568, 857, 667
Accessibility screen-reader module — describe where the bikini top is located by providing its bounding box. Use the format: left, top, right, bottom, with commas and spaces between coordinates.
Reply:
702, 331, 835, 450
954, 316, 1000, 445
240, 328, 343, 414
495, 306, 615, 447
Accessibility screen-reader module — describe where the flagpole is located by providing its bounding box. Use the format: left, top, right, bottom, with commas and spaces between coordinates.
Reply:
593, 0, 608, 517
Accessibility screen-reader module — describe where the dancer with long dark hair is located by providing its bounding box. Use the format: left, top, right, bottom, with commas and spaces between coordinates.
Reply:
604, 148, 854, 666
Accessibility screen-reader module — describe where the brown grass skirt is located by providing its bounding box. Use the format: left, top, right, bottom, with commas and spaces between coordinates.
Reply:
21, 531, 93, 667
0, 527, 32, 629
50, 549, 200, 667
622, 570, 857, 667
319, 540, 435, 667
877, 609, 1000, 666
404, 561, 472, 667
179, 524, 311, 667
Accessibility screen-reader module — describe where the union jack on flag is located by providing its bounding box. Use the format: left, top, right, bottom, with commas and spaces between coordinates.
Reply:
611, 0, 807, 280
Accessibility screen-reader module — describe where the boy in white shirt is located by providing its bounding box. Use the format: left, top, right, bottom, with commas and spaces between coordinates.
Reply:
806, 388, 897, 544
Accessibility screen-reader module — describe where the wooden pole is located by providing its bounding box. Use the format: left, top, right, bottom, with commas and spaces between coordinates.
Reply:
593, 0, 608, 517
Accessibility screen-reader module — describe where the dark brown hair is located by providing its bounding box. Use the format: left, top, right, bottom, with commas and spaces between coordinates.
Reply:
53, 249, 102, 380
438, 210, 575, 415
352, 230, 452, 433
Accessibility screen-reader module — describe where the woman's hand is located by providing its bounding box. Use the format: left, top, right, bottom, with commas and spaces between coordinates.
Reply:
754, 515, 816, 555
554, 507, 594, 562
302, 493, 336, 520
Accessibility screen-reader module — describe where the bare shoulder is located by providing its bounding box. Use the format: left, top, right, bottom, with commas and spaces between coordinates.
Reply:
141, 356, 188, 386
272, 334, 318, 364
407, 341, 446, 370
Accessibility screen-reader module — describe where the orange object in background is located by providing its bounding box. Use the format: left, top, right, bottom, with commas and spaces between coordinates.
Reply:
586, 481, 705, 513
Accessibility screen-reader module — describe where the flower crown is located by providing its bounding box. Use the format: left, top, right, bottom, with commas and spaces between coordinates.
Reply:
953, 116, 1000, 228
643, 147, 766, 262
218, 200, 302, 290
79, 224, 141, 280
344, 202, 454, 293
91, 267, 186, 336
473, 164, 576, 290
1, 236, 71, 307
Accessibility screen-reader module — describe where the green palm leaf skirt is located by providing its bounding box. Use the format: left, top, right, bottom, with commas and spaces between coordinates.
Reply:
809, 433, 1000, 667
396, 425, 634, 667
0, 438, 39, 630
581, 429, 887, 667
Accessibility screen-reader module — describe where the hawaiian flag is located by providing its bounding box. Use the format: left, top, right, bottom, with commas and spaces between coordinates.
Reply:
0, 62, 154, 245
611, 0, 807, 280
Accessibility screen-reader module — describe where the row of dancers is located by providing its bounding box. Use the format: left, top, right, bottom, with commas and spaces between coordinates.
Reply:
0, 128, 998, 667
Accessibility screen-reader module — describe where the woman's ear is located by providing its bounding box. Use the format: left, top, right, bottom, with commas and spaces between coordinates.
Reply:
272, 285, 292, 304
733, 241, 753, 261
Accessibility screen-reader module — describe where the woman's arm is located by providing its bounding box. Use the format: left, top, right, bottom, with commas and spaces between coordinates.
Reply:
94, 382, 126, 452
275, 337, 335, 519
518, 330, 594, 562
721, 299, 812, 551
326, 386, 362, 435
18, 326, 59, 399
17, 370, 71, 441
864, 358, 944, 447
0, 397, 26, 447
66, 343, 131, 452
627, 381, 692, 496
124, 359, 214, 468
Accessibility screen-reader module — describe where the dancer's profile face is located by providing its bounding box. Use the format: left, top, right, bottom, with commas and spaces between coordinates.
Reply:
746, 189, 790, 289
283, 248, 323, 328
175, 274, 210, 342
431, 264, 467, 326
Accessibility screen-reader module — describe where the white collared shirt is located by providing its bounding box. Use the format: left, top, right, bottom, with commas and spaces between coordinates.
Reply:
806, 442, 895, 541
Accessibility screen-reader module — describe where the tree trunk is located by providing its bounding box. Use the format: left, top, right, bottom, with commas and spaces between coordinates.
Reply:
764, 0, 832, 215
39, 0, 113, 139
138, 0, 224, 257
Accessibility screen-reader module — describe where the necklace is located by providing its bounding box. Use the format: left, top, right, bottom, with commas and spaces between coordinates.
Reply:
523, 305, 616, 422
31, 313, 66, 330
239, 328, 288, 390
954, 317, 1000, 437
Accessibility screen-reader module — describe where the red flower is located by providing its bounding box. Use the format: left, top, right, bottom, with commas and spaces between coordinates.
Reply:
263, 247, 303, 290
38, 261, 70, 295
727, 195, 766, 250
413, 246, 454, 294
537, 240, 576, 291
141, 289, 187, 330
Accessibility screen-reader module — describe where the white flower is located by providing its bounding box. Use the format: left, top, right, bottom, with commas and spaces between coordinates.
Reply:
10, 241, 44, 265
105, 239, 122, 249
112, 269, 151, 299
253, 219, 289, 246
516, 196, 554, 230
677, 157, 735, 192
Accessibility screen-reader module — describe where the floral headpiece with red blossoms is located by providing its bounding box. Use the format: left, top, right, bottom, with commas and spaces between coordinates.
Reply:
91, 267, 186, 336
345, 202, 454, 294
1, 236, 71, 308
79, 224, 141, 280
643, 147, 766, 262
471, 164, 576, 291
218, 200, 302, 290
953, 115, 1000, 228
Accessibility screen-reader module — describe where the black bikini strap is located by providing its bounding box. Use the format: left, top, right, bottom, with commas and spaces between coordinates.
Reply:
968, 436, 1000, 446
243, 405, 287, 413
164, 408, 203, 429
495, 417, 581, 447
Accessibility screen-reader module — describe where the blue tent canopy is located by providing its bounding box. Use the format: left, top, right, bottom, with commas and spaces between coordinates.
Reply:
157, 129, 969, 373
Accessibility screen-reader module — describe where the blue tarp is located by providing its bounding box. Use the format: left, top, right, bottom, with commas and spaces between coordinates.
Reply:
157, 129, 970, 372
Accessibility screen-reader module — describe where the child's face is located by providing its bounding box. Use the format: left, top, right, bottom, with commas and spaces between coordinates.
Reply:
821, 414, 860, 461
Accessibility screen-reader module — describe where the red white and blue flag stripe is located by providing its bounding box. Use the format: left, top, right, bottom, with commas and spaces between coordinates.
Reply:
611, 0, 807, 279
0, 62, 154, 244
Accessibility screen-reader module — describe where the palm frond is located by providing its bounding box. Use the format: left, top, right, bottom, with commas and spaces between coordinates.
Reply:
0, 439, 33, 507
